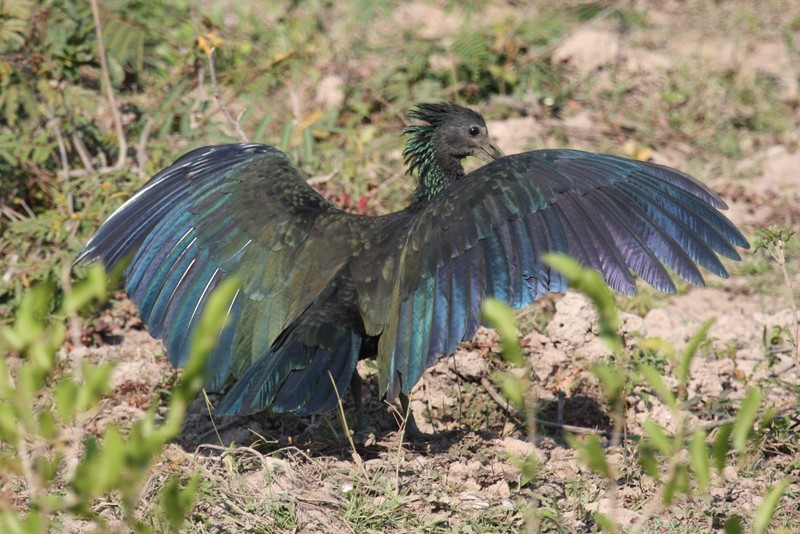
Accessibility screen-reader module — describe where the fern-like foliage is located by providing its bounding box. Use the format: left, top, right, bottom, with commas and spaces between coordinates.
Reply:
0, 0, 31, 49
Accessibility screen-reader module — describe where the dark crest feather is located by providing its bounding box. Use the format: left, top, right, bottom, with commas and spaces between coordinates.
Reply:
403, 103, 484, 176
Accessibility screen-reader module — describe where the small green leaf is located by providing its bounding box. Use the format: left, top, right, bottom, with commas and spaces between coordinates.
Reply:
185, 277, 241, 384
0, 509, 46, 534
0, 403, 19, 444
38, 410, 56, 441
0, 357, 11, 399
637, 337, 675, 357
33, 452, 61, 484
753, 478, 789, 534
757, 407, 777, 435
723, 515, 744, 534
158, 277, 241, 439
592, 362, 623, 403
73, 427, 125, 498
55, 379, 79, 422
161, 475, 200, 530
516, 454, 539, 487
13, 365, 39, 430
61, 264, 107, 315
678, 318, 714, 386
73, 437, 100, 498
482, 298, 524, 366
689, 427, 710, 491
96, 427, 126, 493
2, 282, 52, 352
642, 419, 673, 456
499, 373, 524, 408
544, 254, 620, 354
662, 463, 689, 505
639, 364, 676, 408
732, 388, 762, 454
567, 434, 611, 478
593, 512, 617, 532
637, 444, 659, 478
712, 423, 732, 473
77, 363, 113, 412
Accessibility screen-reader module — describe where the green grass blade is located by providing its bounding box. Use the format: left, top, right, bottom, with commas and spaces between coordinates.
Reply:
689, 427, 710, 491
732, 388, 762, 454
639, 364, 676, 408
753, 478, 789, 534
678, 318, 714, 386
481, 298, 524, 366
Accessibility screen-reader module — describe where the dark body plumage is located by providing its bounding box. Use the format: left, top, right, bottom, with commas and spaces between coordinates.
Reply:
77, 103, 749, 419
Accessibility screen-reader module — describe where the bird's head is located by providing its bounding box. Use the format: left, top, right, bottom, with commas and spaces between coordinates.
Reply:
403, 103, 504, 180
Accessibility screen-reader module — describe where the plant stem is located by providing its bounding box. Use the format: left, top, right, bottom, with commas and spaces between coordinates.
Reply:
90, 0, 128, 169
771, 240, 799, 364
207, 48, 249, 143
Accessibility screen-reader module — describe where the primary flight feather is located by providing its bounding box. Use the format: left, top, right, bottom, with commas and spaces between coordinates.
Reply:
77, 103, 749, 429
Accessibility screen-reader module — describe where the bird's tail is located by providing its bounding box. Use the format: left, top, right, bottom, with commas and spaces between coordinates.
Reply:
216, 322, 362, 416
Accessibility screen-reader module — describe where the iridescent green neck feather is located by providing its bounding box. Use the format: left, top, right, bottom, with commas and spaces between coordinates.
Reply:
403, 124, 464, 209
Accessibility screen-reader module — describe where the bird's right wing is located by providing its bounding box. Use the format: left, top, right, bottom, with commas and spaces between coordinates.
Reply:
350, 149, 749, 401
77, 143, 354, 389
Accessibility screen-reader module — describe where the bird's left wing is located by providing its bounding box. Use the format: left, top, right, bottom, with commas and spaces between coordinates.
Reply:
77, 143, 354, 389
350, 149, 749, 400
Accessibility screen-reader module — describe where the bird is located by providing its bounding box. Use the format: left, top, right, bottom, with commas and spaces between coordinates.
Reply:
76, 102, 749, 437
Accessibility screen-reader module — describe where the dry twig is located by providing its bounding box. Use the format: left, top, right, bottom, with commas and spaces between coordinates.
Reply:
136, 117, 154, 178
46, 111, 73, 214
479, 377, 635, 439
207, 48, 249, 142
329, 371, 369, 483
90, 0, 128, 169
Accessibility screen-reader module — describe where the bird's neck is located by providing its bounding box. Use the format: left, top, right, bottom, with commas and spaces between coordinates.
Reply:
405, 132, 464, 209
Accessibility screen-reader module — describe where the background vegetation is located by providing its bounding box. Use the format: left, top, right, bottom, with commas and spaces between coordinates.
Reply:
1, 0, 798, 531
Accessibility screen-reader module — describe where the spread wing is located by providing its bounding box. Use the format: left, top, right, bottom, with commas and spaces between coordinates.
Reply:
351, 149, 749, 400
77, 143, 356, 390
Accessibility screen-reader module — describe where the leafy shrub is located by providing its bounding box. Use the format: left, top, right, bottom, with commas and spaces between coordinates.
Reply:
482, 256, 790, 532
0, 265, 239, 531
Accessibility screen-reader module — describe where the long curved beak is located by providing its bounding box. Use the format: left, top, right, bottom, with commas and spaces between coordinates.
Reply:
475, 140, 504, 163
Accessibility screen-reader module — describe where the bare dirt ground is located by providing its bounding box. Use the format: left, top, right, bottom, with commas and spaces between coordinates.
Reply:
64, 1, 799, 532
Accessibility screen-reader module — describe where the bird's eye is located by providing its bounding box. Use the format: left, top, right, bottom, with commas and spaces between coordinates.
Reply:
468, 125, 481, 137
